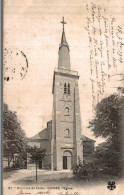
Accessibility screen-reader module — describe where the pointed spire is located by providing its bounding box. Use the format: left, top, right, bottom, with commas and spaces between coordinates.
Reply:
59, 17, 69, 51
59, 31, 69, 51
58, 17, 70, 70
61, 31, 67, 44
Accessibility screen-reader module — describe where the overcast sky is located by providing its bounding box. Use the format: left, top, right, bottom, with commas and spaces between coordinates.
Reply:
3, 0, 124, 145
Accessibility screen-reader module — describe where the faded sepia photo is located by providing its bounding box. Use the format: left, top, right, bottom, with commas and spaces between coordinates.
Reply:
3, 0, 124, 195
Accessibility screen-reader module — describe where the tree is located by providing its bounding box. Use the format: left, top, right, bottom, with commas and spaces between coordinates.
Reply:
72, 157, 98, 181
89, 93, 124, 177
26, 146, 46, 182
3, 103, 26, 168
95, 142, 121, 177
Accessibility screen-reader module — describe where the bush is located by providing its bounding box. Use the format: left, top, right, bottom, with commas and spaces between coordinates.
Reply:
72, 157, 99, 181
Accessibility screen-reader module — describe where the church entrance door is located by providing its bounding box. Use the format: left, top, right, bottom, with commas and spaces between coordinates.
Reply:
63, 156, 67, 169
63, 151, 72, 170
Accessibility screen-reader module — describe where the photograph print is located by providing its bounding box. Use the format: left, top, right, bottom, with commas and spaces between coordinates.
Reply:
3, 0, 124, 195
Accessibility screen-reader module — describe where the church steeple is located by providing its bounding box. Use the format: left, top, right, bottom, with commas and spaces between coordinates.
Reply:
58, 17, 70, 70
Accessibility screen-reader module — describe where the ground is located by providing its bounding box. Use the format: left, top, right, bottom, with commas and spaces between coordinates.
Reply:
4, 169, 73, 187
3, 169, 124, 195
4, 169, 108, 187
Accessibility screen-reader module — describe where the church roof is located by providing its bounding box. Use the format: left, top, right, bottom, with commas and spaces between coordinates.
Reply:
28, 128, 48, 140
27, 120, 52, 141
27, 119, 95, 143
59, 30, 69, 51
61, 31, 67, 43
81, 135, 95, 142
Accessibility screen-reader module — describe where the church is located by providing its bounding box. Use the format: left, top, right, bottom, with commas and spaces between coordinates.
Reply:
27, 18, 95, 170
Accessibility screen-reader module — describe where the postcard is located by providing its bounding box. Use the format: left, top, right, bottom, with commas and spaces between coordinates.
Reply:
3, 0, 124, 195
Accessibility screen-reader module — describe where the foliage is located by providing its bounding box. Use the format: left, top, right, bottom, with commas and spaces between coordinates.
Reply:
118, 86, 124, 94
89, 94, 124, 139
95, 141, 122, 177
3, 103, 26, 168
26, 145, 46, 182
72, 157, 98, 181
12, 153, 27, 169
26, 145, 46, 163
89, 93, 124, 177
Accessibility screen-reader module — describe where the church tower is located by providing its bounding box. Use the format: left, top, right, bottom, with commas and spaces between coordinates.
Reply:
51, 17, 82, 170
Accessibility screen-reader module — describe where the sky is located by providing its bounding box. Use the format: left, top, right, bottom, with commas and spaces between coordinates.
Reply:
3, 0, 124, 145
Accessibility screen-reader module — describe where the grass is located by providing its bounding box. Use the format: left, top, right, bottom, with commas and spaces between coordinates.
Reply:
3, 168, 122, 189
3, 169, 18, 179
10, 171, 111, 188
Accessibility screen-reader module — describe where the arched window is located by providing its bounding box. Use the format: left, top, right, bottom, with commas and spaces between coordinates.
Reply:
64, 83, 67, 94
64, 82, 70, 94
64, 129, 70, 138
68, 83, 70, 94
64, 107, 69, 116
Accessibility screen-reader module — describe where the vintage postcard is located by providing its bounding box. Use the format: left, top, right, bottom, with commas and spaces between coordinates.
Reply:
3, 0, 124, 195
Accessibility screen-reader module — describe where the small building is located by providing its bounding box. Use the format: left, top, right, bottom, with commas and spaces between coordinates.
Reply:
27, 121, 95, 170
27, 121, 52, 170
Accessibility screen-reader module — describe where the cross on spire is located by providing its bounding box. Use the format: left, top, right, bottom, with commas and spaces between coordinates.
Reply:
60, 17, 66, 31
